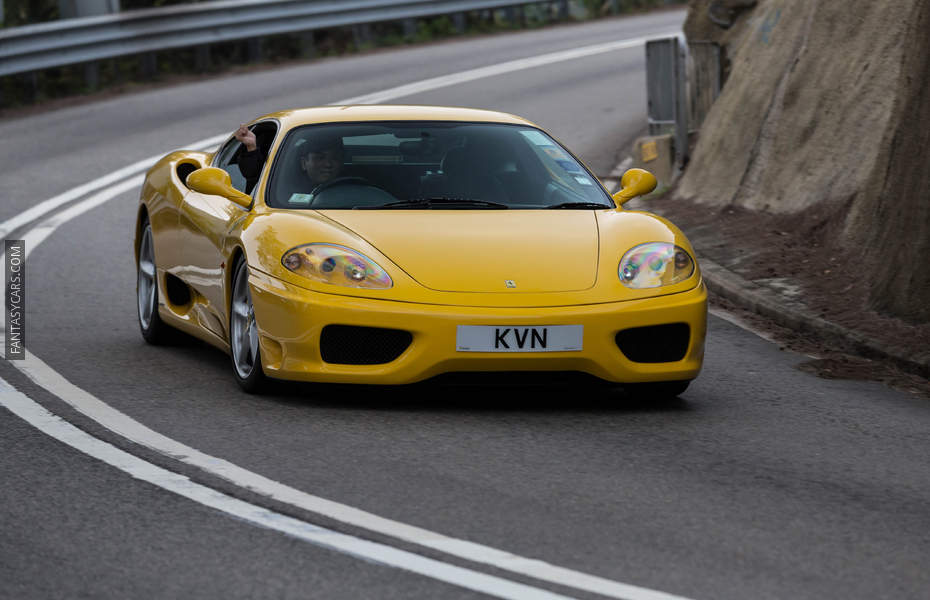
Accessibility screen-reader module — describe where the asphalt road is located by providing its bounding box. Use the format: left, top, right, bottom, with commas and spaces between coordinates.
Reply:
2, 9, 930, 600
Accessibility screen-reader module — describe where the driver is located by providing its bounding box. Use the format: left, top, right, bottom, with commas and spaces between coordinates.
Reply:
235, 124, 345, 193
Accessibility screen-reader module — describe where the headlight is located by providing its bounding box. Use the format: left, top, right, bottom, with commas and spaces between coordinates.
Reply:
281, 243, 393, 289
618, 242, 694, 289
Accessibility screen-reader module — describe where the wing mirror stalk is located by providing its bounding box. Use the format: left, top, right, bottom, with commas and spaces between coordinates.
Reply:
187, 167, 253, 209
611, 168, 658, 207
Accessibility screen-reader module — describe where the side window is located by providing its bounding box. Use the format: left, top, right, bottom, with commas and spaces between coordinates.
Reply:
213, 138, 248, 193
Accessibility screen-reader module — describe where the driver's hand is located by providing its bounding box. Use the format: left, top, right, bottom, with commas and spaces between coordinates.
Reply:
234, 124, 258, 152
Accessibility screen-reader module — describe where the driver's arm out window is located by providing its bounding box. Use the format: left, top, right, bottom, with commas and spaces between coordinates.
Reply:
214, 139, 248, 193
215, 122, 279, 194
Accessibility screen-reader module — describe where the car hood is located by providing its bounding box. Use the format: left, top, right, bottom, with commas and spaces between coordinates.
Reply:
316, 210, 599, 293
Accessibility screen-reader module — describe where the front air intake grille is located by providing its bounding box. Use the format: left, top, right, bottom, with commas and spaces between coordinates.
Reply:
320, 325, 412, 365
615, 323, 690, 363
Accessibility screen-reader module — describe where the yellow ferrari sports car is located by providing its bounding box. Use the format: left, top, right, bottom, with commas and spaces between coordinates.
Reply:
135, 106, 706, 395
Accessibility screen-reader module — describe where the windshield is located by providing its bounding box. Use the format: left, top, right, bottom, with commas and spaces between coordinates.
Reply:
266, 121, 614, 209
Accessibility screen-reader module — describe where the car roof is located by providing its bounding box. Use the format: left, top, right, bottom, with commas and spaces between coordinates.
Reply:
256, 105, 539, 129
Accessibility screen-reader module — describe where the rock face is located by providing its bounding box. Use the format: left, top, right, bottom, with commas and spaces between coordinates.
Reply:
676, 0, 930, 322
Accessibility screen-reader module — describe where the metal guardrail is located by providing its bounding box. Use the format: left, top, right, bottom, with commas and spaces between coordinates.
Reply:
645, 36, 722, 168
645, 35, 688, 167
0, 0, 568, 78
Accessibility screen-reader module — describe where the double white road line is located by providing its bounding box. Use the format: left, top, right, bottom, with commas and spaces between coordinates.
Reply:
0, 32, 695, 600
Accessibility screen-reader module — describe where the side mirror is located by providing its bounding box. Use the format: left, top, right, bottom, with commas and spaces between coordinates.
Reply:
187, 167, 252, 209
611, 168, 657, 207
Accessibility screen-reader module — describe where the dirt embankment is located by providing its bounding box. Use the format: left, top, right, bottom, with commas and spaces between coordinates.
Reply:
676, 0, 930, 323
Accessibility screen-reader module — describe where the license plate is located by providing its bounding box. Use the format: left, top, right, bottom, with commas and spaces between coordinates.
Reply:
455, 325, 583, 353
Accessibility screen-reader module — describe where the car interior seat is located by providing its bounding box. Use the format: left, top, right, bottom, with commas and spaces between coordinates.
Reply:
421, 144, 509, 203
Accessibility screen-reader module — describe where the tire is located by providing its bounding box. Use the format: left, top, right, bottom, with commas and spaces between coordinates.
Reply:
624, 380, 691, 400
137, 220, 173, 344
229, 257, 267, 393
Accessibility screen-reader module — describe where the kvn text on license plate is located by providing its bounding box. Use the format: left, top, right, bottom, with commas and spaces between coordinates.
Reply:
455, 325, 583, 353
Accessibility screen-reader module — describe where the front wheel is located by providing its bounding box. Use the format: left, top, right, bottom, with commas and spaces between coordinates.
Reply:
623, 380, 691, 400
137, 220, 172, 344
229, 258, 267, 393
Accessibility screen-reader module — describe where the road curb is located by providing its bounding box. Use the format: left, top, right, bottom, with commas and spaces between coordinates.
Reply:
699, 259, 930, 379
603, 161, 930, 380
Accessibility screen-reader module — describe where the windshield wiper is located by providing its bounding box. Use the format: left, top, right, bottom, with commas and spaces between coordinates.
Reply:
359, 197, 509, 209
547, 202, 612, 209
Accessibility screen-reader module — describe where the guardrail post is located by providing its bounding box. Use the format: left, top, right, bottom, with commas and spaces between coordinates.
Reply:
138, 54, 156, 79
352, 24, 372, 50
452, 12, 466, 34
645, 36, 690, 170
247, 38, 263, 62
21, 73, 39, 103
504, 6, 516, 25
299, 31, 316, 59
674, 35, 690, 167
84, 63, 99, 90
195, 46, 211, 72
533, 2, 547, 23
107, 58, 123, 86
403, 18, 417, 40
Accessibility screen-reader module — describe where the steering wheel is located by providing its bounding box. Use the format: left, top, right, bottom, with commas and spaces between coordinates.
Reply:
544, 179, 592, 204
309, 176, 372, 197
543, 180, 572, 204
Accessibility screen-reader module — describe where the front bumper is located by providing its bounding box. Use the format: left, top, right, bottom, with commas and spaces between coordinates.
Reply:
249, 269, 707, 385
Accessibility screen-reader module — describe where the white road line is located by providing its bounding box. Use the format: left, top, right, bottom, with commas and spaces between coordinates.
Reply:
708, 307, 820, 359
6, 343, 695, 600
24, 175, 145, 254
1, 30, 697, 600
708, 307, 779, 345
0, 134, 228, 241
0, 137, 224, 317
0, 174, 147, 329
0, 376, 576, 600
